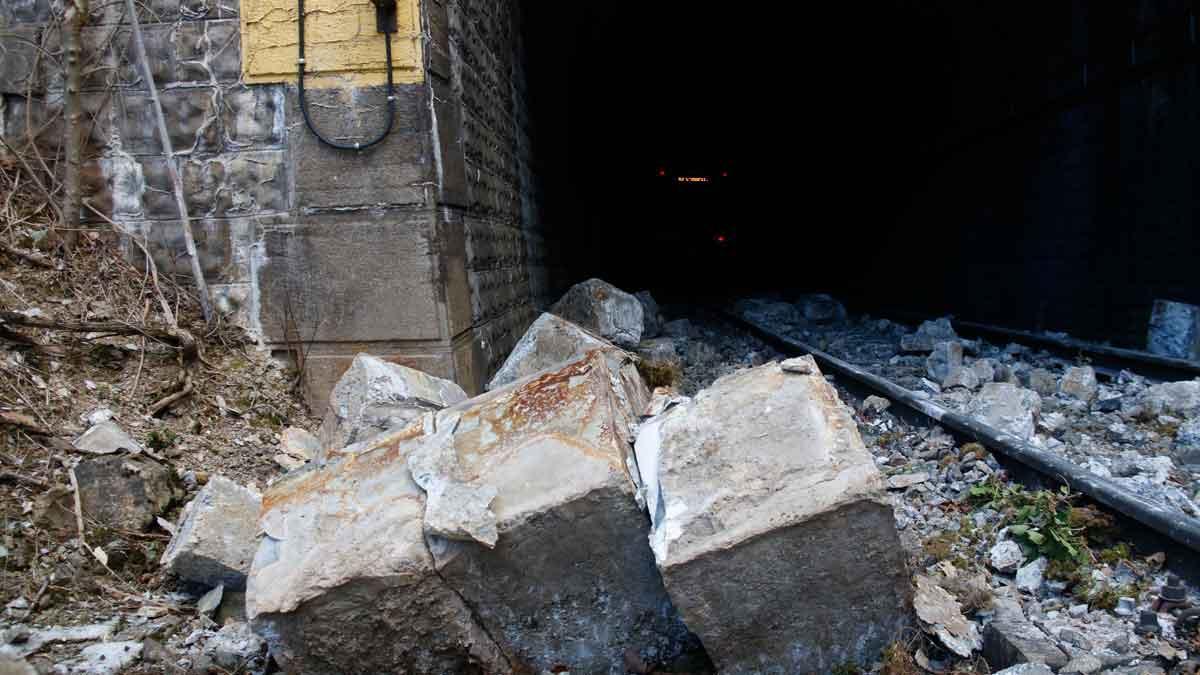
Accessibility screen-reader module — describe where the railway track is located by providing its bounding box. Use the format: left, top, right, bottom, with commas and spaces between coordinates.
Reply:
724, 309, 1200, 556
883, 311, 1200, 383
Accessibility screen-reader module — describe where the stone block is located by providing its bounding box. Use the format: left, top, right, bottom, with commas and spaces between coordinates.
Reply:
287, 83, 432, 210
221, 85, 286, 148
635, 355, 908, 673
901, 317, 959, 353
485, 312, 617, 390
1147, 299, 1200, 360
161, 476, 261, 590
550, 278, 644, 349
1059, 365, 1098, 402
247, 351, 679, 674
319, 353, 467, 453
256, 216, 442, 344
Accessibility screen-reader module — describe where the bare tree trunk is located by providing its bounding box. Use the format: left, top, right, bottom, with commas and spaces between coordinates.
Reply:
61, 0, 88, 251
122, 0, 213, 324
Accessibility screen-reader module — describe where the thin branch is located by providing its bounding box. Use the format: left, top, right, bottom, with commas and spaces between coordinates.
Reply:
121, 0, 212, 324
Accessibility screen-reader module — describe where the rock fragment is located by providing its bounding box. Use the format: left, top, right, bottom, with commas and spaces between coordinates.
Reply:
634, 290, 663, 337
901, 317, 958, 352
1060, 366, 1098, 402
206, 621, 265, 670
1026, 368, 1058, 397
56, 455, 178, 533
549, 278, 644, 348
990, 540, 1025, 574
927, 341, 964, 382
73, 421, 142, 455
662, 318, 695, 339
1123, 380, 1200, 419
913, 574, 982, 658
982, 596, 1069, 671
795, 293, 847, 324
319, 353, 467, 453
161, 476, 262, 590
486, 312, 620, 391
636, 355, 908, 673
863, 395, 891, 413
967, 383, 1042, 440
1015, 557, 1047, 594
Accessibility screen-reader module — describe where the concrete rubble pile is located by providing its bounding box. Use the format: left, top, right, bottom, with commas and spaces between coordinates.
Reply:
230, 281, 910, 673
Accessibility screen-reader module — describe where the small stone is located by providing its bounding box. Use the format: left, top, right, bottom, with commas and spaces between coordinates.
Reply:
85, 408, 115, 426
862, 395, 891, 414
972, 359, 998, 384
990, 540, 1025, 574
887, 472, 929, 490
913, 574, 982, 658
1060, 366, 1099, 403
279, 427, 320, 461
1068, 603, 1088, 618
206, 621, 265, 670
901, 317, 958, 353
1015, 557, 1047, 594
1114, 596, 1137, 616
58, 641, 143, 675
1026, 368, 1058, 396
196, 584, 224, 615
967, 383, 1042, 440
73, 421, 142, 455
928, 341, 965, 382
1060, 654, 1104, 675
992, 666, 1054, 675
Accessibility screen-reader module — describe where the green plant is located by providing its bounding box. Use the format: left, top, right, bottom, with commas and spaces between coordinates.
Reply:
146, 429, 177, 452
969, 481, 1090, 566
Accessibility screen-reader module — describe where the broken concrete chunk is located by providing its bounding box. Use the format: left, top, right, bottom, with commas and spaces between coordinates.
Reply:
248, 351, 681, 675
967, 383, 1042, 440
1124, 380, 1200, 419
637, 354, 908, 673
634, 290, 663, 338
161, 476, 262, 590
73, 421, 142, 455
279, 426, 319, 461
1060, 366, 1098, 402
1147, 299, 1200, 360
486, 312, 619, 391
549, 278, 644, 349
927, 342, 963, 382
58, 641, 143, 675
319, 353, 468, 453
982, 596, 1069, 671
406, 416, 499, 548
913, 574, 982, 658
901, 317, 958, 352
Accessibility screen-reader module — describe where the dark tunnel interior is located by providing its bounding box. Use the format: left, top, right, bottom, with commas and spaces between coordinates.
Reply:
520, 1, 1200, 349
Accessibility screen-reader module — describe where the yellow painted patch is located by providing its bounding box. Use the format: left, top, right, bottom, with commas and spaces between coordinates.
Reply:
241, 0, 423, 86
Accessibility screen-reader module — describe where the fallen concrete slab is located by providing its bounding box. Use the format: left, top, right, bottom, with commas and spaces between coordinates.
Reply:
636, 355, 909, 673
318, 353, 468, 454
247, 350, 683, 675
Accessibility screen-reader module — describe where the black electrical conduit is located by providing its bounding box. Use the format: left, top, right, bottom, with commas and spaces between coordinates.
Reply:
296, 0, 396, 150
725, 310, 1200, 554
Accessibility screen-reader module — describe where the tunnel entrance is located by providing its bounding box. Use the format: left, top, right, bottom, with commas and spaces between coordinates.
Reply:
518, 1, 1200, 349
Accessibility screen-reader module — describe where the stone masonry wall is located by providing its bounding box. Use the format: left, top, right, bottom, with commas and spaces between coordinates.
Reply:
425, 0, 549, 384
0, 0, 546, 405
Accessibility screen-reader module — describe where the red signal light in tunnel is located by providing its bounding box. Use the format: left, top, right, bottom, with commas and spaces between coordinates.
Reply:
720, 170, 729, 177
657, 168, 666, 177
714, 234, 727, 244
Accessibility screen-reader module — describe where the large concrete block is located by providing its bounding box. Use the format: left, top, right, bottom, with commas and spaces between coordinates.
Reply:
1147, 299, 1200, 360
636, 356, 909, 673
246, 429, 508, 675
485, 312, 617, 390
247, 351, 680, 674
549, 278, 644, 349
319, 353, 468, 452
